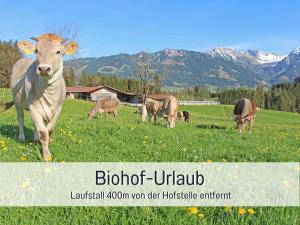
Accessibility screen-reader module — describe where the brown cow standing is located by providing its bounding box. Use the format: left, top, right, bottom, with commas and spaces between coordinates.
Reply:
88, 98, 119, 119
233, 98, 257, 133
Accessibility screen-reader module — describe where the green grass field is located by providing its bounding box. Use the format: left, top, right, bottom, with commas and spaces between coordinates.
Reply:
0, 93, 299, 224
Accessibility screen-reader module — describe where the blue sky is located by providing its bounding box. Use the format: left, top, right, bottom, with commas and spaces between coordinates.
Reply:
1, 0, 300, 57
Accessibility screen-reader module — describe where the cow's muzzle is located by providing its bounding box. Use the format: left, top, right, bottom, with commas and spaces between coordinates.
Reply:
37, 64, 52, 76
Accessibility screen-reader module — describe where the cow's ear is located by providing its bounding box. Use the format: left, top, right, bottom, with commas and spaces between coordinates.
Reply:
64, 42, 79, 55
17, 41, 35, 55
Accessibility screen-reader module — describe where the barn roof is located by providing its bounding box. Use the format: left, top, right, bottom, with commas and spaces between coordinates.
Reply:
66, 85, 136, 96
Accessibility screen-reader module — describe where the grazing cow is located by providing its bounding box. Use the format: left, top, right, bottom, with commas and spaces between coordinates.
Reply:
182, 111, 190, 122
162, 96, 179, 128
3, 33, 79, 161
88, 98, 119, 119
144, 98, 164, 122
135, 105, 144, 114
233, 98, 257, 133
176, 111, 184, 121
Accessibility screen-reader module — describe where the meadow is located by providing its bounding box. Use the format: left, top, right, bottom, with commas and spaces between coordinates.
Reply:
0, 90, 299, 224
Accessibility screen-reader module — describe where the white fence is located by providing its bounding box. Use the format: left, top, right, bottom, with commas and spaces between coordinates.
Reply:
179, 100, 220, 105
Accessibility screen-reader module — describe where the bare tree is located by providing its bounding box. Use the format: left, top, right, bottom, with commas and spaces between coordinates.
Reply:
44, 24, 80, 41
137, 52, 154, 103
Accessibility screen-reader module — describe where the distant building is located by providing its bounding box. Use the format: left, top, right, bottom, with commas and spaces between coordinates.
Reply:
66, 85, 141, 103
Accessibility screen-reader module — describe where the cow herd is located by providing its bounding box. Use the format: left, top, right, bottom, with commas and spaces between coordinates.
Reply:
87, 95, 257, 134
2, 34, 258, 161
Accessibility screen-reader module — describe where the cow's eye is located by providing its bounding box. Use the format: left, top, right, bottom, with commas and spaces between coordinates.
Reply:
56, 51, 61, 54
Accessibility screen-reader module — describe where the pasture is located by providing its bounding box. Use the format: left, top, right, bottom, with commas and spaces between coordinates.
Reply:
0, 93, 299, 224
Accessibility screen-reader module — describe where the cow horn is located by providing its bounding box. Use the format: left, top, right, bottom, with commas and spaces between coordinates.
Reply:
62, 38, 69, 43
31, 37, 39, 42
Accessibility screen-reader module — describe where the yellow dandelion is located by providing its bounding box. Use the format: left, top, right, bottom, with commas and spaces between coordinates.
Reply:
207, 160, 213, 163
224, 206, 232, 213
198, 213, 205, 220
238, 208, 246, 215
21, 180, 30, 189
247, 208, 255, 215
20, 156, 27, 161
186, 207, 198, 215
282, 180, 291, 188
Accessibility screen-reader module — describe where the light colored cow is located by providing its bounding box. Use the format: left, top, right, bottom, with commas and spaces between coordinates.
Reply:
233, 98, 257, 133
176, 111, 184, 121
162, 95, 179, 128
4, 33, 79, 161
88, 98, 120, 119
144, 98, 164, 122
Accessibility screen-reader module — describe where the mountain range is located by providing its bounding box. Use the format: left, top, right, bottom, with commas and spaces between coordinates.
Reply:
66, 46, 300, 88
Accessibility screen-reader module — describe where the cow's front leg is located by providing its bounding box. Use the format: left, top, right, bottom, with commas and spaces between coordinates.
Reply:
29, 107, 51, 161
249, 116, 256, 134
46, 106, 62, 139
15, 105, 25, 142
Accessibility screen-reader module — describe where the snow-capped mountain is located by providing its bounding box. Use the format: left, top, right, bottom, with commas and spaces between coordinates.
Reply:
264, 46, 300, 83
67, 46, 300, 88
244, 50, 285, 64
209, 47, 285, 65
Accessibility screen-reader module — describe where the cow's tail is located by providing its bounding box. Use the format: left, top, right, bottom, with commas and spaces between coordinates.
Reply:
0, 101, 14, 112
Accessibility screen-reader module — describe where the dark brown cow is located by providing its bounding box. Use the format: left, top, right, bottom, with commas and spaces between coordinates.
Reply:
233, 98, 257, 133
88, 98, 119, 119
182, 111, 190, 122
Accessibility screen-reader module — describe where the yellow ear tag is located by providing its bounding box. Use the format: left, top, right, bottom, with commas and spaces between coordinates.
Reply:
24, 48, 34, 55
65, 47, 76, 55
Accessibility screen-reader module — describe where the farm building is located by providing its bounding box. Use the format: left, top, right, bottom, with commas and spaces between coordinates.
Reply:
66, 85, 141, 103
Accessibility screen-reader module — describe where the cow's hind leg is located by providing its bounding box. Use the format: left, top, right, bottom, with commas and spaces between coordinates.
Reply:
16, 105, 25, 142
33, 126, 39, 142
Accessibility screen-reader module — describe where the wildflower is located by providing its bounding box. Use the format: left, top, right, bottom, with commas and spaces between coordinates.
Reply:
186, 207, 198, 214
247, 208, 255, 215
282, 180, 291, 188
207, 160, 213, 163
20, 155, 27, 161
224, 206, 232, 213
198, 213, 205, 219
21, 180, 30, 189
238, 208, 246, 215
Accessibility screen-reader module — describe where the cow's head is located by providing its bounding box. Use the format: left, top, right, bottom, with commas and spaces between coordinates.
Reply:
233, 115, 246, 133
163, 114, 176, 128
17, 33, 79, 78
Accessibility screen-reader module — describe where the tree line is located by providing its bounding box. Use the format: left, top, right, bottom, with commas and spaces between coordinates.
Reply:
217, 81, 300, 113
0, 40, 22, 87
